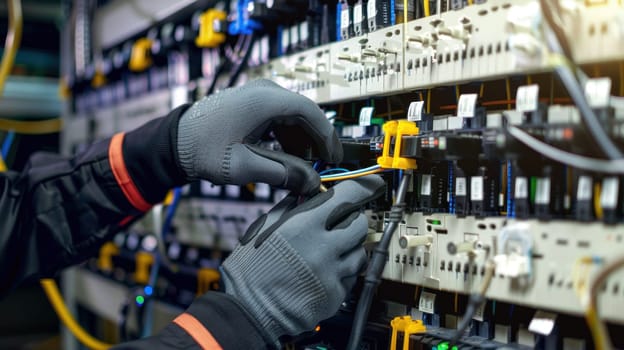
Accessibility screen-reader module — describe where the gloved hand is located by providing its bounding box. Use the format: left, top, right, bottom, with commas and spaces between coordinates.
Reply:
176, 79, 342, 195
221, 175, 385, 345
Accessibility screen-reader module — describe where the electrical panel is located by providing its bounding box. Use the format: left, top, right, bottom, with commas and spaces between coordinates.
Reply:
62, 0, 624, 348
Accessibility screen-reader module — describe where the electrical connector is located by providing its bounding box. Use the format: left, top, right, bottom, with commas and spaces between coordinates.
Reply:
377, 120, 419, 170
195, 9, 227, 48
390, 315, 426, 350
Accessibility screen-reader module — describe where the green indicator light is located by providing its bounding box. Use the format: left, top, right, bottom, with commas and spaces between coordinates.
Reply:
317, 347, 327, 350
135, 295, 145, 305
437, 342, 449, 350
431, 219, 441, 225
452, 346, 458, 350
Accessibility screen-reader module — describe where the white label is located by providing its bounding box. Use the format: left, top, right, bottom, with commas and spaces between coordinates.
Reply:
299, 22, 309, 42
528, 311, 557, 336
516, 84, 539, 112
341, 6, 350, 29
473, 302, 486, 321
171, 85, 189, 108
367, 0, 377, 18
577, 176, 593, 201
254, 183, 271, 199
456, 177, 467, 196
471, 176, 484, 201
354, 3, 363, 23
535, 178, 551, 205
421, 175, 432, 196
290, 25, 299, 45
585, 77, 612, 108
515, 177, 528, 199
407, 101, 424, 121
201, 180, 222, 196
458, 94, 478, 118
418, 291, 436, 314
281, 29, 289, 52
225, 185, 241, 198
601, 177, 619, 209
447, 116, 464, 130
261, 36, 270, 63
359, 106, 374, 126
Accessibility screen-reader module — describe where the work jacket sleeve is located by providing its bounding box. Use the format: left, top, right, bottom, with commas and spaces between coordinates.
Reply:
0, 105, 188, 296
113, 292, 271, 350
0, 104, 271, 349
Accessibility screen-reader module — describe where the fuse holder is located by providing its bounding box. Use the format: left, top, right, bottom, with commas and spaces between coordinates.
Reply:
97, 242, 119, 272
377, 120, 419, 170
195, 9, 227, 48
129, 38, 153, 72
197, 268, 220, 295
133, 252, 154, 284
390, 315, 426, 350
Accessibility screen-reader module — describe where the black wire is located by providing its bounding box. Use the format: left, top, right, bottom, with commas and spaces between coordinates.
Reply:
449, 294, 485, 345
226, 33, 256, 88
206, 47, 229, 96
346, 173, 411, 350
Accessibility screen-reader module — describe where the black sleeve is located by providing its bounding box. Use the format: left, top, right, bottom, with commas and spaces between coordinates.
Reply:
0, 106, 188, 296
113, 292, 272, 350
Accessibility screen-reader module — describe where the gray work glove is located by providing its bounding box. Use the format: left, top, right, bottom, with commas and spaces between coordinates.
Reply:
177, 79, 342, 195
220, 175, 385, 345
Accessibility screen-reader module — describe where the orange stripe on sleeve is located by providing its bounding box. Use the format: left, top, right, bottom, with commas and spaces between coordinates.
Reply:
108, 133, 152, 212
173, 313, 223, 350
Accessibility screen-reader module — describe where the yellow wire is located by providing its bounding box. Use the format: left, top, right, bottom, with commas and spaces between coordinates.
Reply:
619, 61, 624, 96
426, 89, 431, 113
527, 75, 532, 85
505, 78, 511, 110
320, 168, 384, 182
479, 83, 484, 98
467, 0, 473, 4
403, 0, 407, 24
586, 305, 610, 350
41, 279, 112, 350
0, 118, 62, 134
0, 0, 22, 97
0, 154, 6, 172
423, 0, 430, 17
594, 182, 603, 220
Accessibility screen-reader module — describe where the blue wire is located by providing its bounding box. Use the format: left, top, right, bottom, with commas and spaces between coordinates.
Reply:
2, 130, 14, 159
319, 168, 350, 176
141, 187, 182, 337
313, 160, 323, 172
320, 165, 382, 179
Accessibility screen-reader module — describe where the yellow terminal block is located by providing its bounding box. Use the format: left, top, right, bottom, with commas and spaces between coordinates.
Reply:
91, 69, 106, 88
197, 268, 220, 295
133, 252, 154, 284
129, 38, 153, 72
377, 120, 419, 170
97, 242, 119, 273
195, 9, 227, 48
390, 315, 427, 350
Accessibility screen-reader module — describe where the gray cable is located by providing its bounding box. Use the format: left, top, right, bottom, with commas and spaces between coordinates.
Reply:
507, 125, 624, 174
540, 2, 623, 160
